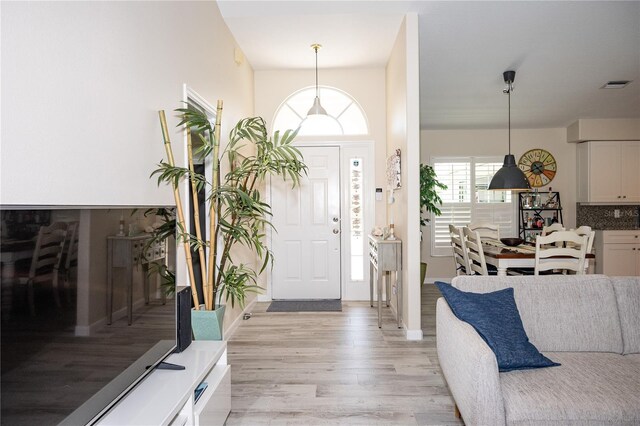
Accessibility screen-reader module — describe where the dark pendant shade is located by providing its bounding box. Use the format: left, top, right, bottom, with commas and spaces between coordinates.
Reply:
488, 154, 530, 190
488, 69, 531, 191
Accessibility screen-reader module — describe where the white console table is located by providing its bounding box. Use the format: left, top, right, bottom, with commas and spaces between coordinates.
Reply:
368, 235, 402, 329
97, 341, 230, 426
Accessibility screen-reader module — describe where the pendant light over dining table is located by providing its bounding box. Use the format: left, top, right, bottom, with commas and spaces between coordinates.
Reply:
307, 43, 327, 116
488, 70, 531, 191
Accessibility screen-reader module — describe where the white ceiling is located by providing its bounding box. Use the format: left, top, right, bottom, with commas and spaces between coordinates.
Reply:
218, 1, 640, 130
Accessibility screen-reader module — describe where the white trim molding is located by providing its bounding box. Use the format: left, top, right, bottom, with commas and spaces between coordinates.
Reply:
405, 329, 423, 341
224, 298, 258, 340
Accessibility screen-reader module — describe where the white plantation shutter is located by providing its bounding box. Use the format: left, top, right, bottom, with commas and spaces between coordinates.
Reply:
431, 157, 515, 256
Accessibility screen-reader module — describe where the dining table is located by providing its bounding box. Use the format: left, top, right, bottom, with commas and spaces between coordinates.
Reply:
481, 238, 595, 276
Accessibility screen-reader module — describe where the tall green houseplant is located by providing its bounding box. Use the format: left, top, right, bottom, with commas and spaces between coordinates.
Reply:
153, 101, 306, 339
419, 163, 447, 284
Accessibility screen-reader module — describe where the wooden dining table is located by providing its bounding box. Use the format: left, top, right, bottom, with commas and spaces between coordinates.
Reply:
482, 239, 595, 276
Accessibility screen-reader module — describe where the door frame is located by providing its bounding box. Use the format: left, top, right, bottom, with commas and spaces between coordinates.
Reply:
262, 140, 375, 301
175, 84, 217, 289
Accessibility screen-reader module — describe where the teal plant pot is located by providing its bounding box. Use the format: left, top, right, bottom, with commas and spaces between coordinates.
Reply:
191, 304, 225, 340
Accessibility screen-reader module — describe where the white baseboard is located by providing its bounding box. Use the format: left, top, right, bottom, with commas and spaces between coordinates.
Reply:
224, 298, 257, 340
75, 298, 147, 336
257, 294, 271, 302
389, 304, 423, 341
75, 317, 106, 337
405, 328, 423, 340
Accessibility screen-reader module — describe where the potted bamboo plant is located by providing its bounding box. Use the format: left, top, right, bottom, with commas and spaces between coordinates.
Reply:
153, 101, 306, 340
420, 163, 447, 285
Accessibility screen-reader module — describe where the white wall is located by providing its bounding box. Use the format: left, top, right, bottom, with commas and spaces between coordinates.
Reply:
1, 1, 257, 335
386, 14, 422, 339
1, 1, 253, 207
420, 127, 577, 280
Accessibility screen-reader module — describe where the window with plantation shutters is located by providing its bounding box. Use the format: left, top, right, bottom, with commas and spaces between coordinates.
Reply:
431, 157, 515, 256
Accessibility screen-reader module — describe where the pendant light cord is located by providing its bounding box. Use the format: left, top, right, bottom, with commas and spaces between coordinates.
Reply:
508, 88, 511, 155
314, 45, 319, 98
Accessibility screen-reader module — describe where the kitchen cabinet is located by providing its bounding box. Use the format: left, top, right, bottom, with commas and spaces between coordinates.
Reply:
577, 141, 640, 203
594, 230, 640, 276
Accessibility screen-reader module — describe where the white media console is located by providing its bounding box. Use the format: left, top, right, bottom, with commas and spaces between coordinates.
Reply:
97, 341, 230, 426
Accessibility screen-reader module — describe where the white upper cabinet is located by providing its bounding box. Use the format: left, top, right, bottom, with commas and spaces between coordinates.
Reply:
577, 141, 640, 203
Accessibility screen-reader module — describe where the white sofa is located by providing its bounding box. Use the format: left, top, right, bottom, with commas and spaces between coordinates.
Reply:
436, 275, 640, 425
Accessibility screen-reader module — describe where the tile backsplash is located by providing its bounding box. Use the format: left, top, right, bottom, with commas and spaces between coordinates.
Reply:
576, 204, 640, 230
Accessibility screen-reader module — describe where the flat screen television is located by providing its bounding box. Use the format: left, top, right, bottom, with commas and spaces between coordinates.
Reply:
1, 207, 177, 425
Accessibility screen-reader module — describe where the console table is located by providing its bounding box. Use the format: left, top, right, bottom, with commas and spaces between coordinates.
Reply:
368, 235, 402, 329
107, 235, 167, 325
96, 341, 230, 426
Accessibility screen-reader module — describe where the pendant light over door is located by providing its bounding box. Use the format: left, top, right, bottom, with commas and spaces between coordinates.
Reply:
307, 43, 327, 116
488, 70, 531, 191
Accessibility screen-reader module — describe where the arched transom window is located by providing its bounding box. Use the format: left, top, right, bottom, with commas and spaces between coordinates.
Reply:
273, 86, 369, 136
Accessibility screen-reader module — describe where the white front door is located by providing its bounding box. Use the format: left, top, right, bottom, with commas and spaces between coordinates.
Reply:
271, 146, 341, 299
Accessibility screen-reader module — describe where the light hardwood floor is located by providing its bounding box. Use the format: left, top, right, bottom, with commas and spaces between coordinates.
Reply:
226, 284, 462, 425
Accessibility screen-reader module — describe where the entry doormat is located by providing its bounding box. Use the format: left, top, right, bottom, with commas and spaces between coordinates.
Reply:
266, 300, 342, 312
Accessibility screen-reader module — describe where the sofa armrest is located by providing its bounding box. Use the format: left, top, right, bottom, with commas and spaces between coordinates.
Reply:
436, 297, 506, 425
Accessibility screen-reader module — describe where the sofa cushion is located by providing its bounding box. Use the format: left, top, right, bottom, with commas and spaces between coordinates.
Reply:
435, 282, 559, 372
451, 275, 624, 353
500, 352, 640, 425
611, 277, 640, 354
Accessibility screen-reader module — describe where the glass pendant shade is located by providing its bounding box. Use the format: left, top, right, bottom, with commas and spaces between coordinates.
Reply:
307, 96, 327, 116
307, 43, 327, 117
488, 154, 530, 190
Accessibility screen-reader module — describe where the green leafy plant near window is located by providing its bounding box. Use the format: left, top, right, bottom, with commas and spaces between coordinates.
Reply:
140, 207, 177, 297
420, 163, 447, 226
420, 163, 447, 284
152, 102, 307, 311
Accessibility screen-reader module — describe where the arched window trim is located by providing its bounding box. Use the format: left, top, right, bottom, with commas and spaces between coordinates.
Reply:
272, 85, 370, 137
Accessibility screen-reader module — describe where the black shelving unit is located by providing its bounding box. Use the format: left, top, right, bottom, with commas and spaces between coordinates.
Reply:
518, 191, 563, 242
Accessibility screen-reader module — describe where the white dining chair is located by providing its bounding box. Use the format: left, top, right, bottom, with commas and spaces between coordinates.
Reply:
16, 222, 68, 315
61, 221, 79, 298
541, 222, 565, 236
468, 222, 500, 240
463, 227, 497, 276
534, 231, 588, 275
572, 225, 595, 273
449, 224, 471, 276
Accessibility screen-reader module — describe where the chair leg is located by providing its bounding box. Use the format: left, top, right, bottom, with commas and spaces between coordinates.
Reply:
63, 272, 72, 304
52, 274, 62, 309
27, 280, 36, 316
454, 403, 461, 419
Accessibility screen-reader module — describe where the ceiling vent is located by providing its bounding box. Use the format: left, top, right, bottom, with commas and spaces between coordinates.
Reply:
601, 80, 632, 89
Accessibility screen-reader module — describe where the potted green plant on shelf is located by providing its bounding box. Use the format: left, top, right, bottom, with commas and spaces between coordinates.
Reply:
420, 163, 447, 285
153, 101, 306, 340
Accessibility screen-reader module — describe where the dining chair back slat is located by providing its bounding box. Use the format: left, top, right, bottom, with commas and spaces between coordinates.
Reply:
573, 225, 595, 273
468, 222, 500, 240
449, 224, 471, 276
535, 231, 588, 275
463, 227, 491, 276
21, 222, 68, 315
541, 222, 565, 236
